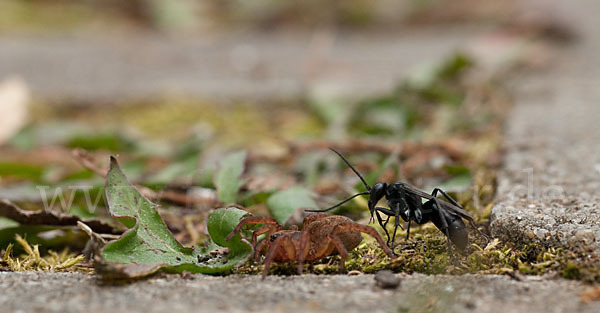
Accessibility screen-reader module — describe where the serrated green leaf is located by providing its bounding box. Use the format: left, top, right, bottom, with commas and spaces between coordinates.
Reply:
102, 157, 197, 265
100, 157, 251, 277
214, 151, 247, 205
266, 187, 317, 224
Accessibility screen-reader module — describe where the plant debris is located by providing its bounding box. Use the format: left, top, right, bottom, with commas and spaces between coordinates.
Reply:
0, 199, 118, 234
94, 157, 251, 280
1, 235, 84, 272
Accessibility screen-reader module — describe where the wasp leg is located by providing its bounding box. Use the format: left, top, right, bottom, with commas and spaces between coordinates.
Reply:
432, 198, 461, 266
390, 203, 402, 250
374, 207, 394, 246
431, 188, 489, 240
431, 188, 460, 207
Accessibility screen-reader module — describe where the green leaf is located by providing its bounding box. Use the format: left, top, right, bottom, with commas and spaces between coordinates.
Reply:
266, 187, 317, 224
363, 152, 399, 188
295, 152, 326, 187
0, 217, 18, 230
195, 207, 252, 274
67, 132, 134, 152
207, 208, 248, 250
437, 53, 473, 81
101, 157, 251, 277
0, 162, 45, 180
214, 151, 247, 205
68, 205, 99, 220
434, 165, 472, 193
145, 157, 198, 185
193, 207, 252, 274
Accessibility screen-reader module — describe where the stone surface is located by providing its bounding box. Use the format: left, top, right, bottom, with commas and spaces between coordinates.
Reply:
489, 0, 600, 255
0, 28, 479, 102
1, 272, 598, 313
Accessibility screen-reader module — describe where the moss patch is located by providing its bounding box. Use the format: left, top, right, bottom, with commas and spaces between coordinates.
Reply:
1, 235, 84, 272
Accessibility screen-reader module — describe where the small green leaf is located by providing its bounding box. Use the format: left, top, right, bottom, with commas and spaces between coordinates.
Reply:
443, 165, 471, 176
100, 157, 251, 277
434, 165, 472, 193
207, 207, 249, 251
295, 152, 326, 187
0, 217, 18, 230
68, 205, 99, 220
197, 207, 252, 274
0, 162, 45, 180
67, 132, 134, 152
214, 151, 247, 205
146, 157, 198, 185
266, 187, 317, 224
363, 152, 399, 188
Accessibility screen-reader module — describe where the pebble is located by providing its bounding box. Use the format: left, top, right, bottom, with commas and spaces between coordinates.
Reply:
533, 228, 549, 240
374, 270, 401, 289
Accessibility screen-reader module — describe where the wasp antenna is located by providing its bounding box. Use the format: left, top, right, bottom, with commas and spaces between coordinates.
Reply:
329, 147, 371, 191
306, 191, 370, 213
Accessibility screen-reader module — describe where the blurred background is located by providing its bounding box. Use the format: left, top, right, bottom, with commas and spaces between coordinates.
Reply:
0, 0, 573, 259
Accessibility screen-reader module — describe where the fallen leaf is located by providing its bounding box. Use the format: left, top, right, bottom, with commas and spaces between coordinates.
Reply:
434, 165, 472, 192
266, 186, 317, 224
214, 151, 247, 205
98, 157, 251, 279
0, 199, 118, 234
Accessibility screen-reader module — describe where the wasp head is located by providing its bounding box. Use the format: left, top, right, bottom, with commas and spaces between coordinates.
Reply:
368, 182, 387, 221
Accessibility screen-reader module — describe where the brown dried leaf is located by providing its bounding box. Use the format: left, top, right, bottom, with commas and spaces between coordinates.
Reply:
0, 199, 119, 234
94, 259, 162, 281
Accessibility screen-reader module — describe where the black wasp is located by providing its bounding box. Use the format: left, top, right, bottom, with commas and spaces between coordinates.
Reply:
308, 148, 487, 255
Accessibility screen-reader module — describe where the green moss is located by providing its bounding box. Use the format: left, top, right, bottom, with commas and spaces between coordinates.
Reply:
3, 235, 85, 272
231, 225, 600, 283
562, 262, 582, 279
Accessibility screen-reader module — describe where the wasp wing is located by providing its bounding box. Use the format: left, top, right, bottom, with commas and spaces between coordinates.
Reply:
397, 183, 476, 222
